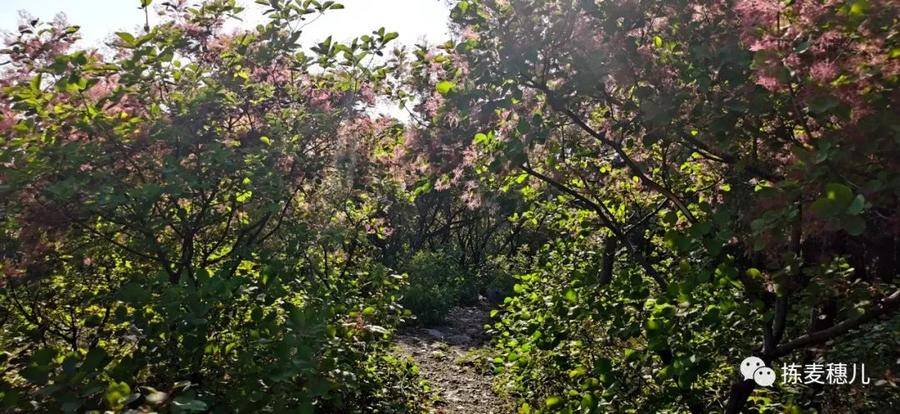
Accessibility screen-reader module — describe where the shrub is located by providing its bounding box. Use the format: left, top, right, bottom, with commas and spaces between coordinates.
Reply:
401, 250, 474, 325
0, 1, 429, 412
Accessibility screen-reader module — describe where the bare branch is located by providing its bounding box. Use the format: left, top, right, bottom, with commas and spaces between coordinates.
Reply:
771, 289, 900, 358
520, 163, 668, 289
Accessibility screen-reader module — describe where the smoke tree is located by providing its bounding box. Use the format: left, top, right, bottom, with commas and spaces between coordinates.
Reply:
0, 0, 432, 412
399, 0, 898, 412
1, 0, 898, 412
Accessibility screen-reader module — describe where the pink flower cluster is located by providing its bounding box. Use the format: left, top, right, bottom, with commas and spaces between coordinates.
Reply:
734, 0, 898, 121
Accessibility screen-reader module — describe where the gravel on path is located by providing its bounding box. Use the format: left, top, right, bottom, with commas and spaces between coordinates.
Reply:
395, 306, 508, 414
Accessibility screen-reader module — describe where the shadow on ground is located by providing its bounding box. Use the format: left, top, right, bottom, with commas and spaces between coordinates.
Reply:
395, 304, 507, 414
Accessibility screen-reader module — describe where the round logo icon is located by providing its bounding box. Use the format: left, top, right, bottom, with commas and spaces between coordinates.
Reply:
739, 356, 776, 387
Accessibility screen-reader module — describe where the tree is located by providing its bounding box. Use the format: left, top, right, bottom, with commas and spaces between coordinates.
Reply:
0, 1, 429, 412
401, 0, 899, 411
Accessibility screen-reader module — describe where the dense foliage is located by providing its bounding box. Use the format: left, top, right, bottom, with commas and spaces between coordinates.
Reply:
0, 1, 434, 412
396, 0, 898, 412
1, 0, 898, 413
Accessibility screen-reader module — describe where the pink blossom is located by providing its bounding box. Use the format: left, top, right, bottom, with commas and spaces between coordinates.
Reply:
358, 84, 376, 106
207, 34, 234, 52
421, 93, 445, 117
0, 105, 16, 133
735, 0, 781, 29
461, 26, 479, 41
756, 74, 782, 91
177, 23, 205, 38
809, 61, 838, 83
85, 74, 120, 102
810, 30, 843, 54
461, 180, 482, 209
309, 90, 334, 112
795, 0, 831, 24
434, 175, 451, 191
782, 52, 801, 68
748, 36, 778, 52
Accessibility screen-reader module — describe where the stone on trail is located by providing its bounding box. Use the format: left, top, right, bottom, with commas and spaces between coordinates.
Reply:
447, 334, 472, 345
424, 328, 446, 339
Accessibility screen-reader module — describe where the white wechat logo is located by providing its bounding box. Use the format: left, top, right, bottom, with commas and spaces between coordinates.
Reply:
740, 356, 776, 387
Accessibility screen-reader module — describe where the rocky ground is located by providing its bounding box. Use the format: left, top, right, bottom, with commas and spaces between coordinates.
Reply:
395, 305, 508, 414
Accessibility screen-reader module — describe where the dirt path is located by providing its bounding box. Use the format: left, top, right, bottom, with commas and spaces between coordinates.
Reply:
395, 305, 507, 414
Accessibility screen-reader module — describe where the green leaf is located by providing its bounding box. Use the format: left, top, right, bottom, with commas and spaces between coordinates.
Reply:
515, 173, 528, 184
568, 367, 586, 378
435, 80, 454, 95
382, 32, 399, 43
171, 396, 208, 412
596, 357, 612, 375
646, 317, 661, 332
825, 183, 853, 205
115, 32, 135, 45
689, 222, 712, 238
82, 347, 109, 372
564, 288, 577, 303
236, 190, 253, 203
30, 72, 43, 92
846, 194, 865, 215
105, 381, 131, 409
843, 215, 866, 236
811, 183, 854, 217
119, 282, 149, 303
259, 135, 272, 145
662, 210, 677, 226
809, 94, 840, 114
307, 376, 332, 397
22, 348, 56, 385
848, 0, 868, 17
545, 396, 562, 408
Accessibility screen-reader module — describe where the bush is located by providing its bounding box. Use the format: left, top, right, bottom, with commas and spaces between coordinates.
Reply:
401, 250, 474, 325
349, 354, 433, 413
0, 2, 429, 412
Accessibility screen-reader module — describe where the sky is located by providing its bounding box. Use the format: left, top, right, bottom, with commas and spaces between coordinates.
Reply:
0, 0, 451, 49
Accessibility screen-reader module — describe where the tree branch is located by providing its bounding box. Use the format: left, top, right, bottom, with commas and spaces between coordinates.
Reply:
771, 289, 900, 358
677, 132, 782, 182
520, 163, 668, 289
559, 107, 696, 223
523, 78, 697, 223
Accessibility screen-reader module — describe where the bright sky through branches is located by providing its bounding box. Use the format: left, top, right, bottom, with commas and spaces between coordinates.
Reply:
1, 0, 451, 120
0, 0, 451, 49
